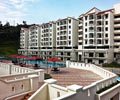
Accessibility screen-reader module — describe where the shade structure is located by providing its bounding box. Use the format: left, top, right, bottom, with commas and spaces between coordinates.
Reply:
46, 58, 62, 70
28, 56, 43, 60
16, 55, 28, 59
46, 58, 62, 62
8, 55, 18, 58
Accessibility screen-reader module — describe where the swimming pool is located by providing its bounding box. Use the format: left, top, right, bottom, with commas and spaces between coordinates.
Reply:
117, 77, 120, 81
20, 60, 66, 68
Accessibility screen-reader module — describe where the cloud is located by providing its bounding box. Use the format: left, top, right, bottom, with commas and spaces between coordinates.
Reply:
0, 0, 36, 25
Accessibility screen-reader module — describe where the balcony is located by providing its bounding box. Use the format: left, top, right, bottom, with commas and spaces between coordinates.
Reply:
89, 30, 94, 33
79, 23, 83, 26
114, 42, 120, 45
78, 29, 83, 32
114, 18, 120, 22
78, 34, 83, 37
89, 24, 94, 27
78, 40, 82, 43
114, 36, 120, 40
114, 48, 120, 52
114, 30, 120, 33
114, 24, 120, 27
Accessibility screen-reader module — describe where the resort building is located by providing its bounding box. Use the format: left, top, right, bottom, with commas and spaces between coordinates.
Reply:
113, 3, 120, 63
18, 3, 120, 65
19, 28, 29, 56
27, 25, 41, 56
40, 22, 56, 59
56, 17, 78, 61
78, 8, 114, 65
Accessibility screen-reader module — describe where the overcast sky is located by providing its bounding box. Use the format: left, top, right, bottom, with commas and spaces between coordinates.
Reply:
0, 0, 120, 25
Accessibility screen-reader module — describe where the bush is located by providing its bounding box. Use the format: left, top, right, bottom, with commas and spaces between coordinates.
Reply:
44, 73, 52, 79
103, 62, 120, 68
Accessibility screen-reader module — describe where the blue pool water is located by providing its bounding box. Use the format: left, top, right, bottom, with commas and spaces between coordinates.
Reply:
20, 60, 66, 68
117, 77, 120, 81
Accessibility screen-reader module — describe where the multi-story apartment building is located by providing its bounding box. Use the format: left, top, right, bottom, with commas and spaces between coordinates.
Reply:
18, 28, 29, 56
40, 22, 56, 59
56, 17, 78, 61
18, 3, 120, 64
78, 8, 114, 65
27, 25, 41, 56
113, 3, 120, 63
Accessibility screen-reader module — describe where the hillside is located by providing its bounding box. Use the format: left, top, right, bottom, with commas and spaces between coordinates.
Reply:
0, 24, 30, 56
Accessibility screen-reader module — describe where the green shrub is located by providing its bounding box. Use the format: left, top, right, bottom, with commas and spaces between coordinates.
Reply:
103, 62, 120, 68
44, 73, 52, 79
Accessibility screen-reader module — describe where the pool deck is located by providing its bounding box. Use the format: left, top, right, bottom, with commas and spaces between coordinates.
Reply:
44, 68, 102, 87
0, 60, 102, 87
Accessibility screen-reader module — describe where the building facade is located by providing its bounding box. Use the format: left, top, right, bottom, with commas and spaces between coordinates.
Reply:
56, 17, 78, 61
18, 3, 120, 65
40, 22, 56, 59
78, 8, 114, 65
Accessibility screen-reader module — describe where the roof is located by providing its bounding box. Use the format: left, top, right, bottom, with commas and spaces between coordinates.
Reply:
40, 21, 56, 26
83, 7, 101, 16
21, 28, 28, 31
56, 17, 78, 22
97, 9, 114, 15
46, 68, 102, 87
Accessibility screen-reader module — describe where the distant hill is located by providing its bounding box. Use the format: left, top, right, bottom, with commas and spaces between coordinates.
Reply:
0, 24, 31, 56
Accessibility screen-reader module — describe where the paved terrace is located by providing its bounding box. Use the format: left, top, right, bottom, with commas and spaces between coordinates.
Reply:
46, 68, 103, 87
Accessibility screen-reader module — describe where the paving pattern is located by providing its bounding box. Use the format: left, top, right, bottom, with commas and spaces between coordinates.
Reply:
47, 68, 102, 87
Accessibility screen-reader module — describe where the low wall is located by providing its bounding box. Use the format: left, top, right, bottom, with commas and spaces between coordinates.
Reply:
28, 62, 118, 100
0, 62, 44, 100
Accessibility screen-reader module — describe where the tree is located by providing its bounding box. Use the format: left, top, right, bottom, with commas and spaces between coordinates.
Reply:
4, 22, 10, 27
0, 21, 2, 27
23, 21, 27, 25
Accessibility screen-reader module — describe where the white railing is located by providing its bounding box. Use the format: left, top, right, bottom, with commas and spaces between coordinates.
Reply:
0, 62, 44, 100
66, 61, 117, 95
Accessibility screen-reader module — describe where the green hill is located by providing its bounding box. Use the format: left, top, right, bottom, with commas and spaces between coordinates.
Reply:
0, 24, 30, 56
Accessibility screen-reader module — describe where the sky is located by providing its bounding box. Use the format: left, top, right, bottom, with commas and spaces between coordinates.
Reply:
0, 0, 120, 25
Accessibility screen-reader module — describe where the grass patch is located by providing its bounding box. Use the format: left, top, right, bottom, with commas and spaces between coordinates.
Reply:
96, 81, 120, 94
44, 73, 52, 79
0, 46, 19, 56
103, 62, 120, 68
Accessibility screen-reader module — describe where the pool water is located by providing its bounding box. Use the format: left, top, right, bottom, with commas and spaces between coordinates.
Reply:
20, 60, 66, 68
117, 77, 120, 81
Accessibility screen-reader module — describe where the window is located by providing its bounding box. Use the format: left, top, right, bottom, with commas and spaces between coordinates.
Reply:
57, 22, 59, 26
69, 41, 71, 45
21, 84, 24, 90
85, 28, 87, 32
85, 16, 87, 20
12, 87, 15, 92
85, 40, 87, 44
105, 27, 108, 31
69, 26, 71, 29
69, 36, 71, 39
64, 21, 66, 24
50, 24, 52, 27
57, 91, 60, 97
69, 31, 71, 34
105, 21, 108, 25
85, 34, 87, 38
105, 34, 108, 37
105, 40, 108, 44
69, 20, 71, 23
85, 22, 87, 26
105, 14, 108, 19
